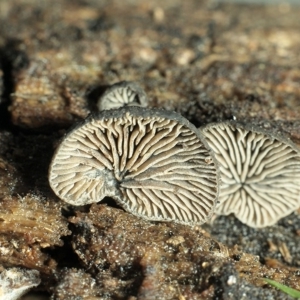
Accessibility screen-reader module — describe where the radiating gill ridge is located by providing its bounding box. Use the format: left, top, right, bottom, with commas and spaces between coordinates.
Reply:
49, 107, 219, 225
201, 121, 300, 228
97, 81, 148, 111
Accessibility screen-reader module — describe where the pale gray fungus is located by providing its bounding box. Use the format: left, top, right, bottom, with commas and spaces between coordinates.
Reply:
200, 121, 300, 228
0, 268, 40, 300
49, 107, 219, 226
97, 81, 148, 111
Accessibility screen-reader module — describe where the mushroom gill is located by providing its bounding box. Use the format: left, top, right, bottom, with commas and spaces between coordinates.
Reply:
49, 107, 219, 225
200, 121, 300, 228
97, 81, 148, 111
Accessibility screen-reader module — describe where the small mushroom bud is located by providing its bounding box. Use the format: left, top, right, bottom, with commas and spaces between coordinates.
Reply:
49, 107, 219, 226
200, 121, 300, 228
97, 81, 148, 111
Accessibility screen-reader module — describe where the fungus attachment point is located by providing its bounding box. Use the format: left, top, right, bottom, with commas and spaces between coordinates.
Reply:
49, 107, 219, 225
200, 121, 300, 228
97, 81, 148, 111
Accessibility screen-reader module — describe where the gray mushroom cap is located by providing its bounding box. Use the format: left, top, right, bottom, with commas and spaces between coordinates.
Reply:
49, 107, 219, 226
200, 121, 300, 228
97, 81, 148, 111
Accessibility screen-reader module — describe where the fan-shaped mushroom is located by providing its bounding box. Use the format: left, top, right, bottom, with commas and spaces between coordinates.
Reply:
200, 121, 300, 228
97, 81, 148, 111
49, 107, 219, 225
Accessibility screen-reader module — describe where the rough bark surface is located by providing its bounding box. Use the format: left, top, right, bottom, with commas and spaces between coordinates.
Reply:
0, 0, 299, 299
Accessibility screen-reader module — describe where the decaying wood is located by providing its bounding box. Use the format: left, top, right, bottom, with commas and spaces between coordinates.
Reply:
0, 0, 299, 299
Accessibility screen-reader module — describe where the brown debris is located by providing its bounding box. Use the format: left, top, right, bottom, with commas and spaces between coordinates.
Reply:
0, 0, 300, 299
0, 0, 298, 141
0, 195, 70, 273
10, 58, 92, 129
0, 157, 20, 198
0, 69, 3, 103
230, 247, 300, 291
70, 204, 230, 299
0, 235, 51, 273
0, 195, 70, 246
52, 269, 99, 300
278, 242, 293, 264
267, 240, 278, 253
69, 204, 300, 299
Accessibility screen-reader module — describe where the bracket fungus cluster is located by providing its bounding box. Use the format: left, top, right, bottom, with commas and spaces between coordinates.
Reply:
49, 81, 300, 228
49, 106, 219, 226
200, 122, 300, 228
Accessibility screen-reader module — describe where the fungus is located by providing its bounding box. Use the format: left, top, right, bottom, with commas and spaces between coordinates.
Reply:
0, 268, 40, 300
200, 121, 300, 228
97, 81, 148, 111
49, 107, 219, 225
